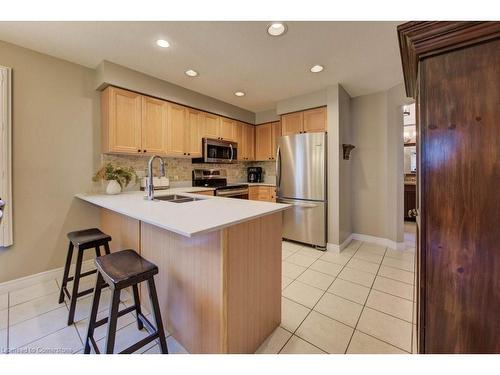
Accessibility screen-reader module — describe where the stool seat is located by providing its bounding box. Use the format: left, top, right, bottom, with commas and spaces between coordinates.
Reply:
85, 249, 168, 354
67, 228, 111, 247
95, 249, 158, 289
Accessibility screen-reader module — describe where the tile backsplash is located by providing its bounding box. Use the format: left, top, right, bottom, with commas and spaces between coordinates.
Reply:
99, 154, 276, 190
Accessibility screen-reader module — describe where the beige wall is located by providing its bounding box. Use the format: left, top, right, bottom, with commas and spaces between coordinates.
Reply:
338, 85, 352, 244
326, 84, 352, 247
0, 41, 101, 283
255, 109, 279, 124
96, 61, 255, 124
350, 83, 412, 244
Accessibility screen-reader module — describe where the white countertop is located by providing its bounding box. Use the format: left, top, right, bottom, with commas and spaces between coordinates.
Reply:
76, 187, 289, 238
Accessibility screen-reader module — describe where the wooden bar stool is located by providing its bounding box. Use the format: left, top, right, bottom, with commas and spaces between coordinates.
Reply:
84, 249, 168, 354
59, 228, 112, 325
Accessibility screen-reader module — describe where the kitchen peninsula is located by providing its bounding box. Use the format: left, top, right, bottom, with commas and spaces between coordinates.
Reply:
76, 189, 289, 353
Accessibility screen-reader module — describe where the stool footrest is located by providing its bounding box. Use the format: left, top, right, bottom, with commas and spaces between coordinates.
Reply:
93, 305, 136, 329
66, 269, 97, 283
138, 313, 156, 335
120, 333, 160, 354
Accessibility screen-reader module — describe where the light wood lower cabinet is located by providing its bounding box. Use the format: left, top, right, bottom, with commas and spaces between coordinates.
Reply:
192, 190, 214, 196
249, 186, 276, 202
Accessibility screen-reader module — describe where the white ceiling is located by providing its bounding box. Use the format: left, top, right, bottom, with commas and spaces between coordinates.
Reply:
0, 21, 404, 112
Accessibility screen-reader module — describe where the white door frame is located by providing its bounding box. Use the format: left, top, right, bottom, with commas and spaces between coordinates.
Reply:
0, 65, 13, 247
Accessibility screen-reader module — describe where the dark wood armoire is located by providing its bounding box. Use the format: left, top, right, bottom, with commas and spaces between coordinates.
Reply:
398, 22, 500, 353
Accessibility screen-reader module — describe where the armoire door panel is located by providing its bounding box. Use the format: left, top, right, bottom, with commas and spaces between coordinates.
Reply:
421, 39, 500, 353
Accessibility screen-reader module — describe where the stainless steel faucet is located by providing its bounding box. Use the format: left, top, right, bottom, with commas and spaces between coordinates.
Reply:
146, 155, 166, 200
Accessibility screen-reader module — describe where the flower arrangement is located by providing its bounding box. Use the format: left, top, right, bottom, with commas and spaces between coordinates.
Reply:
93, 163, 138, 193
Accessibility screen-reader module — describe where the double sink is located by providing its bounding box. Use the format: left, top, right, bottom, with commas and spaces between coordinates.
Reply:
154, 194, 206, 204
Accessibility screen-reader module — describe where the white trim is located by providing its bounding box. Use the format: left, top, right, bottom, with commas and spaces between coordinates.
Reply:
0, 65, 13, 247
327, 233, 353, 253
0, 259, 94, 295
351, 233, 406, 251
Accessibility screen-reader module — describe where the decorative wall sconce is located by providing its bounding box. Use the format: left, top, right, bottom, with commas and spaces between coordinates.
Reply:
342, 144, 356, 160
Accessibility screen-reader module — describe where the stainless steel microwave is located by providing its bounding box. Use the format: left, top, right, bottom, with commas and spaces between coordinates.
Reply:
193, 138, 238, 164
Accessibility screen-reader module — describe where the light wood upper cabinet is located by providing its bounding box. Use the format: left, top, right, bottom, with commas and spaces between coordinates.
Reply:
201, 112, 220, 139
244, 124, 255, 161
185, 108, 202, 157
255, 123, 272, 161
102, 86, 142, 154
255, 121, 280, 161
101, 86, 251, 159
271, 121, 281, 160
280, 106, 327, 136
281, 111, 303, 136
237, 122, 255, 161
219, 118, 237, 141
166, 103, 187, 157
141, 96, 167, 155
303, 107, 327, 133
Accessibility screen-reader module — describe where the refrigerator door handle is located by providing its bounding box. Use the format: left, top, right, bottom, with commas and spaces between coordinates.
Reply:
277, 198, 319, 208
276, 145, 281, 191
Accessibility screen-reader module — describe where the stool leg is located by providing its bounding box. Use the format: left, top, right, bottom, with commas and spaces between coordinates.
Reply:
103, 241, 111, 255
147, 278, 168, 354
84, 273, 104, 354
94, 246, 102, 258
67, 247, 84, 325
132, 284, 144, 330
105, 289, 121, 354
58, 242, 74, 304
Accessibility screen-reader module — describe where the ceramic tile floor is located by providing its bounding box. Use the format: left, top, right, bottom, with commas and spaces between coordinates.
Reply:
257, 237, 417, 354
0, 237, 416, 354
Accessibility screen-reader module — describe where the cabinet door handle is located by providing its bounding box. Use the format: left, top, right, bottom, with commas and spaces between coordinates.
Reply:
137, 149, 141, 153
143, 150, 147, 153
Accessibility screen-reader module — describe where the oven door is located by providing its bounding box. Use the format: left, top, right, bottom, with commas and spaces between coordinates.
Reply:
204, 138, 237, 163
215, 188, 249, 199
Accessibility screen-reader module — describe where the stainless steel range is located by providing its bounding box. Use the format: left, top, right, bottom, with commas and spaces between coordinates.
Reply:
192, 169, 249, 199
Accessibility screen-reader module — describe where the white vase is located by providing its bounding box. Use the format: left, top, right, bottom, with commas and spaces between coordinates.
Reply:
106, 180, 121, 195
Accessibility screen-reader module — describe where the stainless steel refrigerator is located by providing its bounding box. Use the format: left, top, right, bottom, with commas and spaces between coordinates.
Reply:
276, 132, 327, 248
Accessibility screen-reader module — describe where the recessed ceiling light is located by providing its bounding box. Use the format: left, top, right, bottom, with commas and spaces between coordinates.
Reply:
267, 22, 287, 37
310, 65, 324, 73
156, 39, 170, 48
185, 69, 198, 77
234, 91, 245, 97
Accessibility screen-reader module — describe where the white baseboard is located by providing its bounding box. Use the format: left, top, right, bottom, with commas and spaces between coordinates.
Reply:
351, 233, 405, 251
0, 259, 94, 295
327, 234, 353, 253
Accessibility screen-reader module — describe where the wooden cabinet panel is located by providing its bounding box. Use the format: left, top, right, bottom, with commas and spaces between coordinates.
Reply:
255, 123, 272, 161
248, 186, 275, 202
103, 86, 142, 154
192, 190, 214, 196
201, 112, 220, 139
236, 123, 255, 161
166, 103, 187, 157
271, 121, 281, 160
141, 96, 167, 155
244, 124, 255, 161
185, 108, 202, 157
303, 107, 326, 133
281, 112, 303, 136
235, 122, 244, 161
219, 118, 237, 141
404, 184, 416, 221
